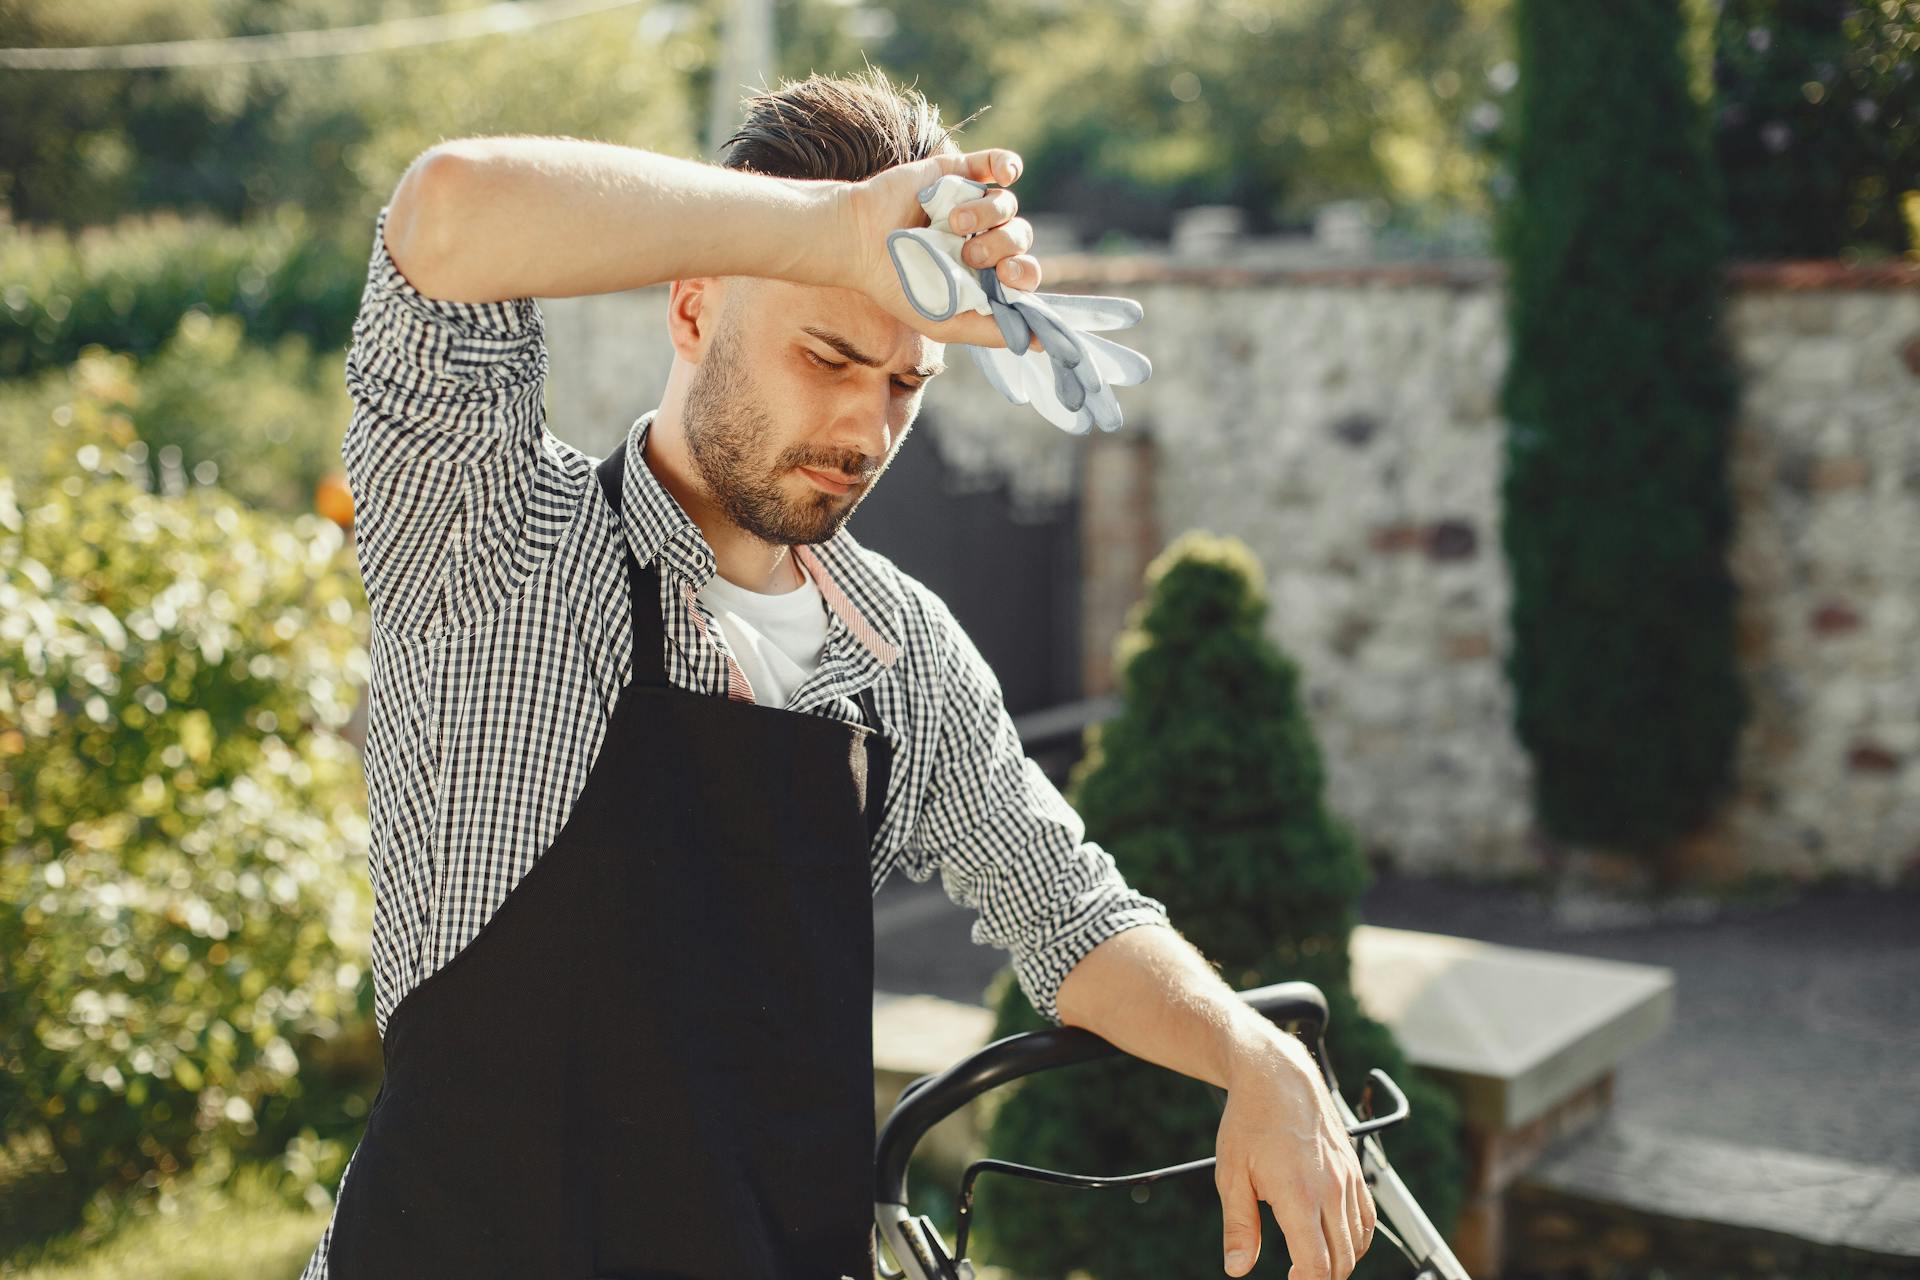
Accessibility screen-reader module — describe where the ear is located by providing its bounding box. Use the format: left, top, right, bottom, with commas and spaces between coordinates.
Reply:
666, 276, 723, 363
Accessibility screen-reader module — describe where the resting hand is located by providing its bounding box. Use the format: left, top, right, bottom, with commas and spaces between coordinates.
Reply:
1216, 1030, 1376, 1279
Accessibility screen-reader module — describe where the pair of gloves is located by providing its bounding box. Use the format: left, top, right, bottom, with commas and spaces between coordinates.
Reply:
886, 175, 1152, 435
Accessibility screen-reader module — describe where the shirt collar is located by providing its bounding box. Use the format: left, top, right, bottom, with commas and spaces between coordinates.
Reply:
619, 410, 903, 668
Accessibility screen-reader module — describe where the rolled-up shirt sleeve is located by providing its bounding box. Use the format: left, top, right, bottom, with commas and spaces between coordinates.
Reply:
342, 202, 552, 635
900, 595, 1172, 1026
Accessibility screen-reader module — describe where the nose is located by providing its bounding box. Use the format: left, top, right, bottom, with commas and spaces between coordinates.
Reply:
828, 387, 895, 477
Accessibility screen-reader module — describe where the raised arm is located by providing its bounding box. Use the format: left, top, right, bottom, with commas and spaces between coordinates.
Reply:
347, 137, 1038, 634
385, 138, 838, 302
385, 135, 1037, 350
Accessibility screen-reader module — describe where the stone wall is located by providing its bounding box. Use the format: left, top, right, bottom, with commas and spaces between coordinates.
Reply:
539, 259, 1920, 884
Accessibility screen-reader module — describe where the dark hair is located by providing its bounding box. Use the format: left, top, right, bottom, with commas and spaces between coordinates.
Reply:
717, 63, 985, 183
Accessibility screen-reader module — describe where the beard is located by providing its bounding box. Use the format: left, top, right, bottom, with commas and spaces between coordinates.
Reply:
681, 312, 879, 547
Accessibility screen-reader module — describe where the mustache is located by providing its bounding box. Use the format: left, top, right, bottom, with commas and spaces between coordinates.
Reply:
786, 451, 877, 482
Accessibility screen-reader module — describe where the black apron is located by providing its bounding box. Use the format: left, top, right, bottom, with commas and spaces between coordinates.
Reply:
327, 442, 890, 1279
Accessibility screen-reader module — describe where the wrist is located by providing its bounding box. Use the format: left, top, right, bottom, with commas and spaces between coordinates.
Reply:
1221, 1011, 1321, 1093
778, 177, 854, 290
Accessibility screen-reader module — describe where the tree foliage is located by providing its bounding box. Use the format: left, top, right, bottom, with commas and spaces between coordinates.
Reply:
1711, 0, 1920, 259
2, 0, 1508, 246
0, 0, 699, 234
968, 532, 1464, 1279
793, 0, 1513, 238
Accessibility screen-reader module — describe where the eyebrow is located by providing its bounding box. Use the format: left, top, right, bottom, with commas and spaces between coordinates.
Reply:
800, 325, 945, 380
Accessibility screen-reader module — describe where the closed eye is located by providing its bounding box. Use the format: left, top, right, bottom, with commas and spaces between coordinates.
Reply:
804, 348, 921, 394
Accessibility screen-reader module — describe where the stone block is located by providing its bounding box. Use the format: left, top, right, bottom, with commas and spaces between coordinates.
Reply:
1848, 742, 1903, 775
1812, 454, 1872, 490
1369, 522, 1427, 553
1426, 518, 1479, 562
1443, 631, 1495, 663
1349, 925, 1674, 1132
1814, 601, 1864, 634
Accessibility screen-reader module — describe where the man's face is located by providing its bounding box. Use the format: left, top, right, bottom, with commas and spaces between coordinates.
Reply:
681, 278, 945, 547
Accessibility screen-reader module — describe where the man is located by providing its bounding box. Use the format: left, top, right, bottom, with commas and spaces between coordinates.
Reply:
302, 66, 1372, 1280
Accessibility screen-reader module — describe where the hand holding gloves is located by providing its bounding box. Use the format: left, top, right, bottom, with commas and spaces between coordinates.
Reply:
885, 175, 1153, 435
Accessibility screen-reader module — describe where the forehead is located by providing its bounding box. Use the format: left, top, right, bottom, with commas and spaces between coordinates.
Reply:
738, 277, 942, 371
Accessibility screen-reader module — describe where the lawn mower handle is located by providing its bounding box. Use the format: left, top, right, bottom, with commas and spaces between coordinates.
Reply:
872, 980, 1331, 1208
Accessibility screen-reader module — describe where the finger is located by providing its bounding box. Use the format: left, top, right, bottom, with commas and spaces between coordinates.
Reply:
1324, 1191, 1356, 1280
954, 147, 1022, 188
948, 189, 1019, 235
1347, 1172, 1373, 1262
1217, 1164, 1262, 1277
1356, 1160, 1377, 1251
975, 247, 1038, 290
999, 252, 1042, 293
1273, 1194, 1332, 1280
959, 217, 1035, 266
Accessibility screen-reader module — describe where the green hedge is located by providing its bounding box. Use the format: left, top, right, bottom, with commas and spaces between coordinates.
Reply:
0, 398, 376, 1252
970, 532, 1464, 1279
1497, 0, 1747, 856
0, 206, 366, 385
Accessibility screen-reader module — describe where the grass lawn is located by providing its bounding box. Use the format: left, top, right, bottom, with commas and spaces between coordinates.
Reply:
1, 1170, 330, 1280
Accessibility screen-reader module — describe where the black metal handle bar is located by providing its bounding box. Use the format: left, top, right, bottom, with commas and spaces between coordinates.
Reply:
871, 980, 1470, 1280
872, 980, 1332, 1208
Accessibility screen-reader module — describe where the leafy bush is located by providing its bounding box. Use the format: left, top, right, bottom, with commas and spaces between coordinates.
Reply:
0, 206, 366, 384
1712, 0, 1920, 259
970, 532, 1465, 1279
0, 311, 349, 516
1497, 0, 1747, 855
0, 397, 376, 1252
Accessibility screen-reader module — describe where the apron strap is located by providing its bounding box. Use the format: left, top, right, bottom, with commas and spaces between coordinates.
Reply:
856, 684, 891, 845
596, 442, 667, 687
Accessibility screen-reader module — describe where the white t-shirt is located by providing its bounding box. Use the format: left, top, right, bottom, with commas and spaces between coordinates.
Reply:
694, 556, 831, 708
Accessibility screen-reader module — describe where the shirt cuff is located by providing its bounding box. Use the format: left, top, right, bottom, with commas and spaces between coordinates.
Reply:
1010, 886, 1172, 1026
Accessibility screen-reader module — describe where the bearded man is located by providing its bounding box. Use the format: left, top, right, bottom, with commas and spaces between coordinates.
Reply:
301, 65, 1373, 1280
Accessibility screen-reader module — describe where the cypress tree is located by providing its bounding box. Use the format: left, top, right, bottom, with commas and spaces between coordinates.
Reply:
1497, 0, 1747, 857
970, 532, 1463, 1279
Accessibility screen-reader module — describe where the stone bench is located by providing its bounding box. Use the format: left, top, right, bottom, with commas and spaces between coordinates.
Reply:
1348, 925, 1675, 1276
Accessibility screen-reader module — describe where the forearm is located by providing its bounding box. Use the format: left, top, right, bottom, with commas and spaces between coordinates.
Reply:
388, 135, 844, 303
1053, 923, 1315, 1091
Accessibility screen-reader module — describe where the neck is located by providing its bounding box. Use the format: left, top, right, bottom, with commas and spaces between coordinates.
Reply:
642, 405, 805, 594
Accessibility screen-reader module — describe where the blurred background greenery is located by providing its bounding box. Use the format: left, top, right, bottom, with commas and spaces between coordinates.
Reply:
1, 0, 1915, 1275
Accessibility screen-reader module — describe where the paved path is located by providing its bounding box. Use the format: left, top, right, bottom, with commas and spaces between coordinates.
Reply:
874, 869, 1920, 1176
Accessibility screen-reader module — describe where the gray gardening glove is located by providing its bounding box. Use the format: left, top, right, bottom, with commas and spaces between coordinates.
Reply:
885, 174, 1152, 434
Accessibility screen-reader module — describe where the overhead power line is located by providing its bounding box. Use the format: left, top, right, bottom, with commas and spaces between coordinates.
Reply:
0, 0, 651, 71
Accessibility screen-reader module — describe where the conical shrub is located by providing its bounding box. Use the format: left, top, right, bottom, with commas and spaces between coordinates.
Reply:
969, 531, 1464, 1279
